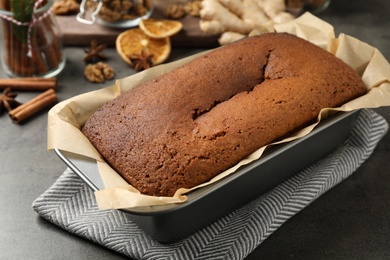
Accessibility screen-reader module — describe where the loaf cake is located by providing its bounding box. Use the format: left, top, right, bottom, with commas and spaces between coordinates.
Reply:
82, 33, 366, 197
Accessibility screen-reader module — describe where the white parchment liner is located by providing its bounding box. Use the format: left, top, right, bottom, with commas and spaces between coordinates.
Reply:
47, 13, 390, 210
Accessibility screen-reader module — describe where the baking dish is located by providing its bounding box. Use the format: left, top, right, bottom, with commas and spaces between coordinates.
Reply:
55, 109, 361, 243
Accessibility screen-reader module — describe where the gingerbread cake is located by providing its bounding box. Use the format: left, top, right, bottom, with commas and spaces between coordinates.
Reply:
82, 33, 366, 197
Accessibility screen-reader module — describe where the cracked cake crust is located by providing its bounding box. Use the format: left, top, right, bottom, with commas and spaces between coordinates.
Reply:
82, 33, 366, 197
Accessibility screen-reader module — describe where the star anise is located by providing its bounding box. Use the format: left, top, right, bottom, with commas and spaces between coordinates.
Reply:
0, 87, 22, 114
129, 50, 154, 71
84, 39, 107, 63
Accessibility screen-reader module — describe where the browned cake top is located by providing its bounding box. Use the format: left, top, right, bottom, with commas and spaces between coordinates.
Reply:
82, 33, 366, 196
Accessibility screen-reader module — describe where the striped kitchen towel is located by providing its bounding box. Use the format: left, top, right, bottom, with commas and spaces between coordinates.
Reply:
32, 109, 388, 260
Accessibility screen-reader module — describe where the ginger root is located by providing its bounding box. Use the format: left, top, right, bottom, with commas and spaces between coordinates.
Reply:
165, 1, 203, 19
200, 0, 253, 34
53, 0, 80, 15
218, 31, 246, 46
200, 0, 295, 45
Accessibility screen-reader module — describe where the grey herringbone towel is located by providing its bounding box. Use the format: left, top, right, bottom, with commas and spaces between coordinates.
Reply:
33, 109, 388, 260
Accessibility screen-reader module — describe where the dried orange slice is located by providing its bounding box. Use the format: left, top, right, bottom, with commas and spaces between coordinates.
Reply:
139, 18, 183, 39
116, 28, 171, 66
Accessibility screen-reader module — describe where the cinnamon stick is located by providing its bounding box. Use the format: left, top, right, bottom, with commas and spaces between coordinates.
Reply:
9, 88, 57, 123
0, 0, 10, 10
1, 18, 11, 72
1, 0, 62, 77
0, 77, 57, 91
38, 16, 62, 70
9, 22, 21, 76
20, 42, 31, 77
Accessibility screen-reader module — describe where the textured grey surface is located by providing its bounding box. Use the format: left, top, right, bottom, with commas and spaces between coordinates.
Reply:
31, 110, 388, 260
0, 0, 390, 259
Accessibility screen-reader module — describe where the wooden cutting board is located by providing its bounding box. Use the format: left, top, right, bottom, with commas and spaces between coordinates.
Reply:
56, 0, 219, 48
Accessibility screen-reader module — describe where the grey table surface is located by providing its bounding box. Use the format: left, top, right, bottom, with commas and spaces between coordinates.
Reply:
1, 0, 390, 259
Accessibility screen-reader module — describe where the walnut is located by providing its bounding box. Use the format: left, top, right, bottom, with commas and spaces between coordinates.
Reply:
99, 5, 122, 22
106, 0, 133, 13
184, 1, 202, 17
109, 0, 122, 12
121, 14, 136, 20
122, 0, 133, 10
53, 0, 80, 15
99, 62, 115, 80
136, 3, 148, 16
84, 64, 105, 83
165, 4, 186, 19
95, 0, 151, 22
84, 62, 115, 83
166, 1, 203, 19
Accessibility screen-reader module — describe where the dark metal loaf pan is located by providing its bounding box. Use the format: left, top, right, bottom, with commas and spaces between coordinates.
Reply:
55, 109, 361, 243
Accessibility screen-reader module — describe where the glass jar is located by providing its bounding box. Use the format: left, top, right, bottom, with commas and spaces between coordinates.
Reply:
0, 0, 65, 78
286, 0, 331, 16
303, 0, 331, 14
77, 0, 154, 28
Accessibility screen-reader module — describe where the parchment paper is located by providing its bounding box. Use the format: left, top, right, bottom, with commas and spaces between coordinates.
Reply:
47, 13, 390, 210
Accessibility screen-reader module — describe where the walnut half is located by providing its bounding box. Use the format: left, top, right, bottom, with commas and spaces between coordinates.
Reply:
53, 0, 80, 15
84, 62, 115, 83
